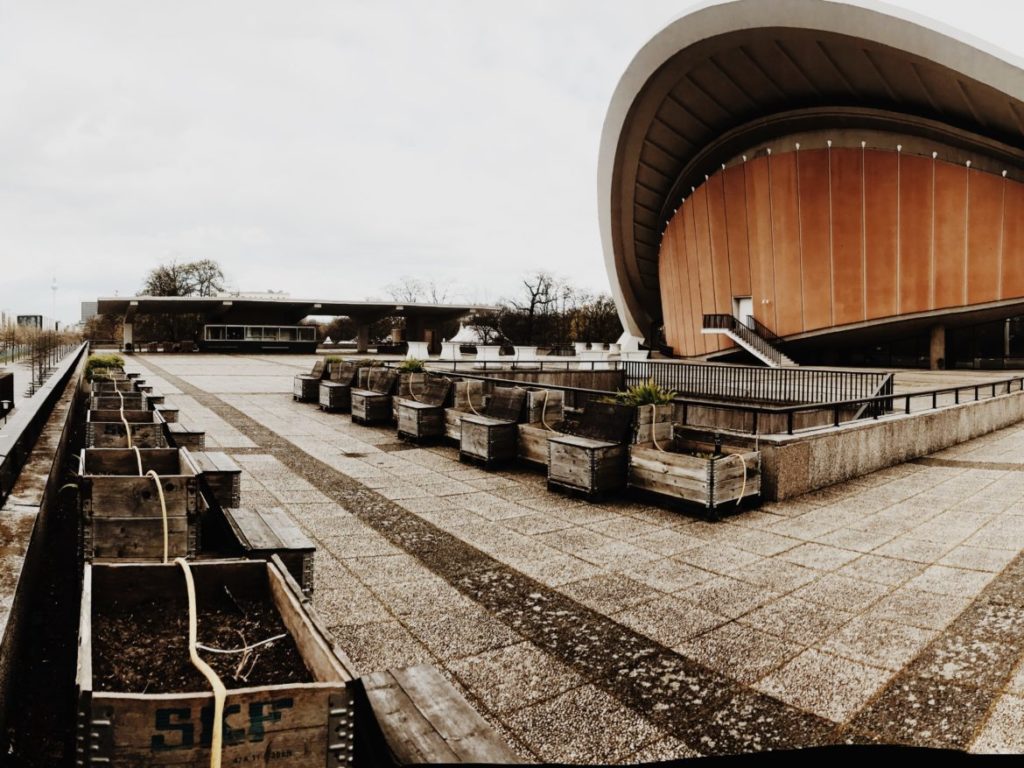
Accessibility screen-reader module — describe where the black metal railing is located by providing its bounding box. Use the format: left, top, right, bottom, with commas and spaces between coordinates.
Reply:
623, 360, 891, 406
0, 342, 88, 505
744, 315, 784, 346
703, 313, 790, 366
431, 367, 1024, 436
702, 314, 737, 331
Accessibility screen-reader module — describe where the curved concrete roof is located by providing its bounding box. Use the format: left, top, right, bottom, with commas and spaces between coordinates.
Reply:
600, 0, 1024, 338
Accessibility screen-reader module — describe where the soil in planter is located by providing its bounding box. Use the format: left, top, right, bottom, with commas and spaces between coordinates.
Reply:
93, 587, 312, 693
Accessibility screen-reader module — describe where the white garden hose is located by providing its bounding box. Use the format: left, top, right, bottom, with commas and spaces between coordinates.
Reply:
650, 404, 667, 453
146, 469, 169, 564
132, 446, 143, 477
723, 452, 749, 504
466, 381, 484, 416
175, 557, 226, 768
116, 388, 134, 450
539, 390, 555, 431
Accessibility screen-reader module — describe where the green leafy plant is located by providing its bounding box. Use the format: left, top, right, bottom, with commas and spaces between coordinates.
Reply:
324, 355, 343, 364
85, 353, 125, 381
398, 358, 425, 373
612, 378, 677, 407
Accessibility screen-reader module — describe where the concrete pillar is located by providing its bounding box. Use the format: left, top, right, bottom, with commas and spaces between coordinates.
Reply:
1005, 319, 1012, 359
929, 324, 946, 370
123, 321, 133, 352
356, 324, 369, 354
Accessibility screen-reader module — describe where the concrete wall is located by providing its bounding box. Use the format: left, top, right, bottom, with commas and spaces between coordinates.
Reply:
742, 388, 1024, 500
0, 355, 84, 743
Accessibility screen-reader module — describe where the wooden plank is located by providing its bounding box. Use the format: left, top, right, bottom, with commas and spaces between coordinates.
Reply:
390, 665, 523, 764
361, 671, 460, 764
830, 147, 865, 324
91, 518, 190, 560
966, 168, 1004, 304
932, 161, 968, 309
898, 153, 933, 313
770, 151, 803, 335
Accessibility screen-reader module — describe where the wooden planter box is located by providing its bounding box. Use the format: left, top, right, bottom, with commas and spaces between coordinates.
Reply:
77, 559, 353, 766
318, 380, 353, 412
547, 436, 628, 498
523, 388, 563, 425
166, 423, 206, 452
517, 423, 553, 466
397, 401, 446, 441
91, 393, 145, 411
79, 448, 199, 561
190, 451, 242, 509
633, 405, 673, 444
86, 409, 166, 449
391, 372, 426, 420
93, 379, 137, 394
133, 382, 153, 394
629, 438, 761, 519
460, 416, 518, 467
153, 404, 178, 423
293, 375, 321, 402
351, 391, 393, 425
224, 507, 316, 594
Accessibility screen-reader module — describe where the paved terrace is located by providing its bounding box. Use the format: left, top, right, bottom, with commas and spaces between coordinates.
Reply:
133, 353, 1024, 762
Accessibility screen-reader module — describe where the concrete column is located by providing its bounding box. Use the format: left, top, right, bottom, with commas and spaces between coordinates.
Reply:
929, 324, 946, 370
1005, 319, 1012, 359
356, 324, 370, 354
123, 321, 133, 352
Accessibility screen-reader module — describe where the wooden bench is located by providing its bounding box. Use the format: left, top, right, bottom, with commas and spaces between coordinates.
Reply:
152, 403, 178, 423
224, 506, 316, 594
395, 376, 453, 442
548, 401, 636, 498
293, 358, 327, 402
351, 369, 400, 426
165, 421, 205, 451
355, 665, 522, 765
459, 387, 527, 468
319, 360, 359, 412
189, 450, 241, 508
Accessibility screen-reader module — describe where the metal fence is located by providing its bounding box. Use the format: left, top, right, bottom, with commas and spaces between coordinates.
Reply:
623, 360, 893, 406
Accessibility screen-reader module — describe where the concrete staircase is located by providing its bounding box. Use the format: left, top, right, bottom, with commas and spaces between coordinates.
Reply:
702, 314, 797, 367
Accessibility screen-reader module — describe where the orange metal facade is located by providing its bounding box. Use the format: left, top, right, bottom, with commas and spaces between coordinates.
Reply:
659, 147, 1022, 356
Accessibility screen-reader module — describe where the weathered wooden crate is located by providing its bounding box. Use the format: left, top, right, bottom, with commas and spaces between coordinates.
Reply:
547, 436, 628, 497
395, 376, 452, 442
546, 401, 636, 498
224, 507, 316, 594
517, 423, 553, 465
293, 359, 327, 402
633, 404, 673, 444
460, 416, 518, 467
391, 372, 426, 420
350, 369, 399, 425
91, 393, 145, 411
629, 436, 761, 519
457, 387, 527, 467
93, 379, 137, 393
317, 361, 358, 412
442, 381, 487, 440
153, 403, 179, 423
166, 422, 206, 451
77, 558, 354, 767
189, 450, 242, 509
78, 448, 199, 561
86, 409, 167, 449
523, 387, 564, 425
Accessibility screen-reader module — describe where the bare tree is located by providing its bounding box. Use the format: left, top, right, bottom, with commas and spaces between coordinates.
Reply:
509, 272, 558, 344
142, 258, 225, 297
386, 276, 425, 303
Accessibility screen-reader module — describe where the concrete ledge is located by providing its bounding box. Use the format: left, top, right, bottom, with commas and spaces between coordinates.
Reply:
749, 388, 1024, 500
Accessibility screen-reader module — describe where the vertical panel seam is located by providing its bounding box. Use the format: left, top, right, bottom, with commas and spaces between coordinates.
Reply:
963, 168, 971, 306
998, 174, 1006, 300
767, 150, 779, 331
896, 149, 902, 315
827, 143, 835, 326
796, 146, 805, 330
930, 154, 936, 310
861, 144, 867, 322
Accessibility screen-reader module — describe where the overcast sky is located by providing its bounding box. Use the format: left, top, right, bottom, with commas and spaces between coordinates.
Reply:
0, 0, 1019, 325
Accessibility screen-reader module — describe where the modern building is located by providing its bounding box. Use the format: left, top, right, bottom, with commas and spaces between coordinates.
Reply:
600, 0, 1024, 368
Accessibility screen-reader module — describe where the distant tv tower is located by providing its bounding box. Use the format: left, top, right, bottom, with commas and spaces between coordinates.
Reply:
51, 276, 57, 328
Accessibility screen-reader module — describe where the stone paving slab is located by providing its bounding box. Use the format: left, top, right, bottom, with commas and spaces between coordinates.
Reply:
133, 354, 1024, 759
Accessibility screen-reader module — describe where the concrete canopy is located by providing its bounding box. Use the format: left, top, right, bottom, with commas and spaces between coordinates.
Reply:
600, 0, 1024, 339
96, 296, 496, 326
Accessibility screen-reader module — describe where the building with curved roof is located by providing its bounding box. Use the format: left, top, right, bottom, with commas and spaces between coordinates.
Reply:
600, 0, 1024, 367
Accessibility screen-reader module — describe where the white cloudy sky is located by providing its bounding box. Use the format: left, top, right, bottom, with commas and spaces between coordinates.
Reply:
0, 0, 1020, 325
